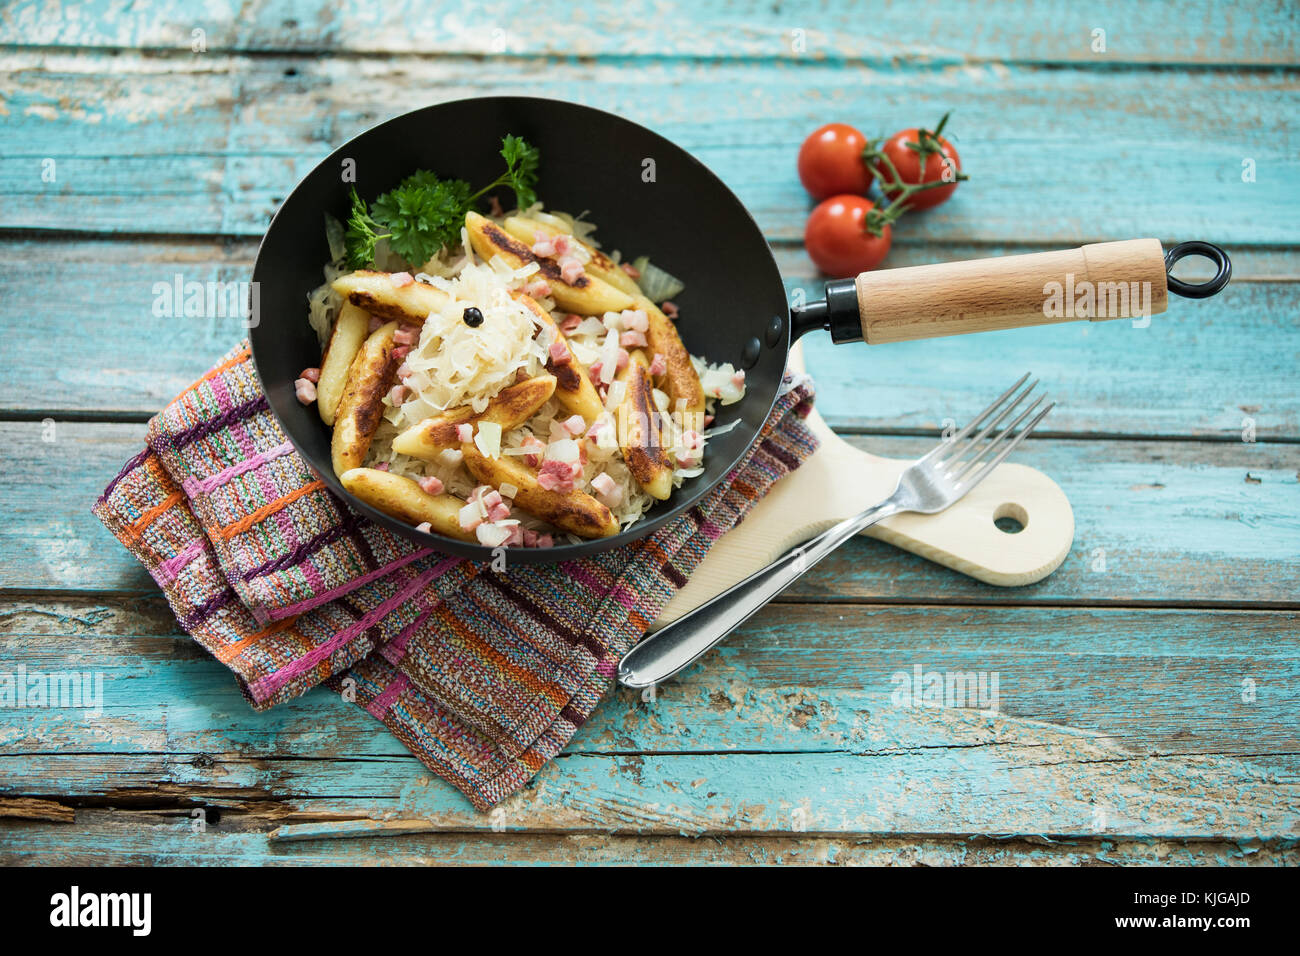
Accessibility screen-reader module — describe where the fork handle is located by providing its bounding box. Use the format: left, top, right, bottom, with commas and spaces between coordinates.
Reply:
617, 500, 903, 688
852, 238, 1170, 344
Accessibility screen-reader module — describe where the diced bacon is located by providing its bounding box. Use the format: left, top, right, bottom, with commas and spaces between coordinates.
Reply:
531, 238, 557, 258
585, 420, 605, 439
590, 472, 621, 507
559, 257, 585, 284
294, 378, 317, 404
621, 262, 641, 279
620, 330, 648, 348
561, 313, 582, 332
661, 300, 679, 319
415, 521, 432, 533
704, 414, 715, 427
456, 423, 474, 443
622, 309, 649, 332
391, 345, 410, 362
299, 366, 321, 383
616, 349, 630, 370
393, 326, 418, 345
374, 462, 390, 472
548, 340, 572, 365
536, 534, 554, 548
397, 362, 412, 381
418, 475, 444, 496
387, 385, 407, 405
552, 234, 571, 255
505, 525, 525, 547
523, 529, 539, 547
676, 452, 698, 468
482, 490, 503, 509
562, 414, 586, 436
588, 361, 603, 382
368, 316, 383, 333
731, 369, 746, 387
648, 353, 667, 376
488, 502, 511, 523
390, 272, 414, 288
524, 279, 552, 298
538, 458, 576, 493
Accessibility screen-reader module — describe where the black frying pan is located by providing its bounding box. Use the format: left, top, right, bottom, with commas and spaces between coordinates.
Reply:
250, 96, 1230, 564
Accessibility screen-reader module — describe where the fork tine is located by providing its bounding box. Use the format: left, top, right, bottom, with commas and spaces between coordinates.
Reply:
949, 392, 1047, 482
954, 400, 1055, 491
949, 393, 1048, 483
935, 378, 1039, 468
920, 373, 1030, 463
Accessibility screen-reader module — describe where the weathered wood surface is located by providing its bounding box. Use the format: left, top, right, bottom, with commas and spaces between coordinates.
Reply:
4, 0, 1297, 65
1, 0, 1297, 864
5, 422, 1298, 606
2, 52, 1297, 244
2, 598, 1297, 848
5, 238, 1299, 439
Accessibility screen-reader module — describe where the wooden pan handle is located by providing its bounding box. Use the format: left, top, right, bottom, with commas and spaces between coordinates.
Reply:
854, 238, 1169, 344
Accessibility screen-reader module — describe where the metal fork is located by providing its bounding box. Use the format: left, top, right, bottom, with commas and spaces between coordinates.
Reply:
617, 374, 1055, 688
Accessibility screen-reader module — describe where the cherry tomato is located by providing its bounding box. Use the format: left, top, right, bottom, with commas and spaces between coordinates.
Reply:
804, 194, 892, 277
869, 127, 962, 211
797, 123, 872, 200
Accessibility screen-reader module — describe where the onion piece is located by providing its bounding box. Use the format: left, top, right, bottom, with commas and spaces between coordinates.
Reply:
631, 256, 685, 303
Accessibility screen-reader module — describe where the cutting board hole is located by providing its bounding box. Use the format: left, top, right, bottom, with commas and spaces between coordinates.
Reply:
994, 502, 1028, 534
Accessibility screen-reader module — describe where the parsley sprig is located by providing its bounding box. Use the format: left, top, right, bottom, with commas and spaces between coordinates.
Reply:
344, 135, 541, 269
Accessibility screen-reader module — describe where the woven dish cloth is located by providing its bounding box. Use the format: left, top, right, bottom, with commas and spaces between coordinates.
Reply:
93, 341, 818, 809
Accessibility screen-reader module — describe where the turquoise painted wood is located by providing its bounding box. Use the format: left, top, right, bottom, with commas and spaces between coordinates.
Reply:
5, 422, 1299, 605
4, 0, 1296, 65
1, 0, 1297, 865
2, 54, 1297, 244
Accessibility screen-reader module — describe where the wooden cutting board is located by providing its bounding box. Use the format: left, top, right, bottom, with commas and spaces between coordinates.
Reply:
655, 342, 1074, 626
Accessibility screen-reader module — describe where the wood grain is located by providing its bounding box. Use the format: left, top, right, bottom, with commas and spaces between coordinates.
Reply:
1, 51, 1296, 243
6, 422, 1296, 604
5, 813, 1292, 865
2, 0, 1297, 864
854, 239, 1169, 342
2, 599, 1296, 839
4, 239, 1298, 440
3, 0, 1296, 65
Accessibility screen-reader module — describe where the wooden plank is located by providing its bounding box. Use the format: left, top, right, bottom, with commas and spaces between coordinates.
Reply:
2, 599, 1297, 838
3, 237, 1298, 440
1, 51, 1296, 244
3, 0, 1295, 66
7, 421, 1295, 603
3, 598, 1295, 758
5, 812, 1292, 865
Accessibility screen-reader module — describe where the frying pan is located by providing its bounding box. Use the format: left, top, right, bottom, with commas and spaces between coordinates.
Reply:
250, 96, 1231, 564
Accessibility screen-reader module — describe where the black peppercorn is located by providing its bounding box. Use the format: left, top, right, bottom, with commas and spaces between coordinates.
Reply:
462, 307, 484, 328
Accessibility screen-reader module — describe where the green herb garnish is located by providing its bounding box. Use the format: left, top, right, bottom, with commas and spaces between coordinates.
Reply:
343, 135, 541, 269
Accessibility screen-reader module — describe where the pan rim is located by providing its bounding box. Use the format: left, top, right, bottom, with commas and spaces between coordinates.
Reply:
249, 94, 787, 564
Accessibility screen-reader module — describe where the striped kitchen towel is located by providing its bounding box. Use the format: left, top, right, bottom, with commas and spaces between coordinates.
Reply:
93, 341, 818, 809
